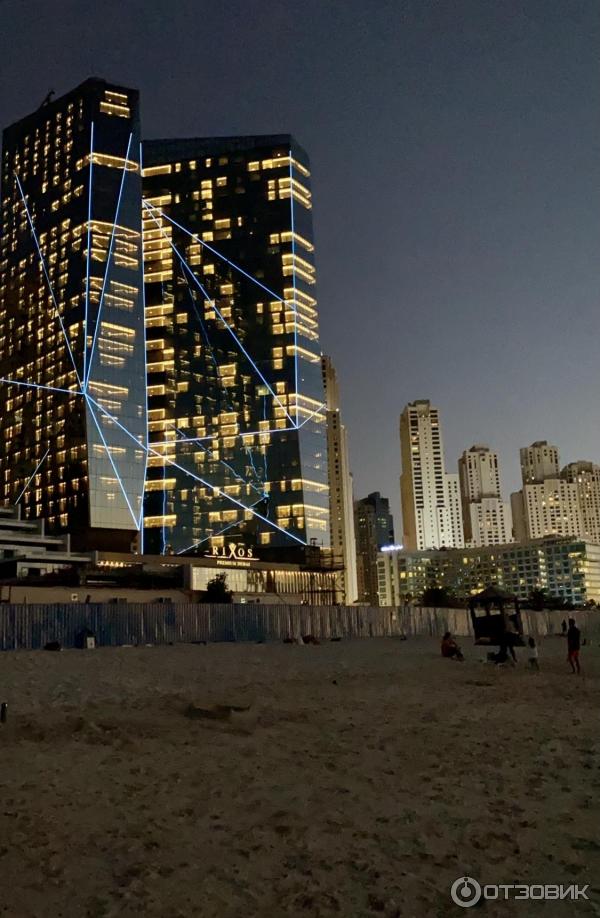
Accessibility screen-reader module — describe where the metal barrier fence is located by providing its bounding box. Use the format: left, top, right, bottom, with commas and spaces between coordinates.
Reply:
0, 603, 398, 651
0, 603, 597, 651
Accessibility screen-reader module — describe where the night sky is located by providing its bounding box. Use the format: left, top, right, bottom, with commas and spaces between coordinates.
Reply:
2, 0, 599, 530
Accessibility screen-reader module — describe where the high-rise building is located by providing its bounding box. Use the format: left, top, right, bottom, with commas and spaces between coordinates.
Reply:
400, 400, 464, 550
512, 441, 584, 543
458, 444, 512, 546
561, 461, 600, 544
322, 356, 357, 603
354, 491, 395, 604
0, 79, 147, 550
520, 441, 560, 484
140, 136, 329, 555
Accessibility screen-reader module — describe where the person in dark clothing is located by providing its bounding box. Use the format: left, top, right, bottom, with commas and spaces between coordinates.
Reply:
441, 632, 464, 661
567, 618, 581, 675
561, 619, 568, 636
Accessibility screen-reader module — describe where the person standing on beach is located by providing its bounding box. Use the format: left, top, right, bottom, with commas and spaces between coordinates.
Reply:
567, 618, 581, 675
527, 636, 539, 671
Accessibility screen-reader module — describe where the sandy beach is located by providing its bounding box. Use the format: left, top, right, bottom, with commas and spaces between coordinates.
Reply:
1, 635, 599, 917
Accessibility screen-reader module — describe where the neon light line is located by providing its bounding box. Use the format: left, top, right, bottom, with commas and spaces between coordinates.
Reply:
85, 394, 139, 528
296, 402, 326, 428
169, 422, 265, 497
14, 448, 50, 506
143, 203, 296, 426
289, 153, 299, 426
177, 257, 269, 488
162, 449, 168, 555
83, 121, 94, 384
15, 175, 83, 389
0, 378, 81, 397
175, 498, 265, 555
149, 448, 305, 546
138, 139, 149, 545
85, 132, 133, 389
86, 395, 306, 546
142, 200, 290, 306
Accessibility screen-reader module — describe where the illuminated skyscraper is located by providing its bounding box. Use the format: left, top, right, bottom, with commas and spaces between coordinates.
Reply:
458, 444, 512, 546
141, 136, 329, 554
400, 399, 464, 550
0, 79, 147, 549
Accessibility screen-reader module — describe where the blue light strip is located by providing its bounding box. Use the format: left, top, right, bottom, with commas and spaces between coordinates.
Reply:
83, 122, 94, 384
84, 393, 139, 528
14, 448, 50, 506
177, 258, 266, 492
142, 200, 291, 307
142, 203, 296, 426
15, 175, 83, 390
289, 152, 299, 426
0, 378, 81, 397
297, 402, 326, 428
162, 449, 168, 555
86, 395, 306, 546
169, 422, 264, 497
138, 140, 149, 548
85, 132, 134, 390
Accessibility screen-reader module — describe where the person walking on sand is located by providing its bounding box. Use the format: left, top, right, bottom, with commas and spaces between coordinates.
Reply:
567, 618, 581, 675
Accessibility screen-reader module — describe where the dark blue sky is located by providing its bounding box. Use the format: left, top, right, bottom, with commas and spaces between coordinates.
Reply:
2, 0, 599, 528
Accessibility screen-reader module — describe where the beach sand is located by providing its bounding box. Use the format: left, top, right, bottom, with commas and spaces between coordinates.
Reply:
0, 636, 599, 917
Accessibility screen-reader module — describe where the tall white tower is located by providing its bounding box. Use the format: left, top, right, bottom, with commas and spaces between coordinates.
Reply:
322, 357, 358, 603
400, 400, 464, 550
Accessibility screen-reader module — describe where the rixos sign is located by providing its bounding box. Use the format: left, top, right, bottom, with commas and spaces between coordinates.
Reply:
205, 542, 258, 562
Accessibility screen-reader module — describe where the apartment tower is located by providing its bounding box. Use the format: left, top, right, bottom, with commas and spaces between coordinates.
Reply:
400, 400, 463, 550
458, 444, 512, 546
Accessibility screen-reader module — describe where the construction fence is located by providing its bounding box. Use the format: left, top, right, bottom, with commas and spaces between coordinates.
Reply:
0, 603, 597, 651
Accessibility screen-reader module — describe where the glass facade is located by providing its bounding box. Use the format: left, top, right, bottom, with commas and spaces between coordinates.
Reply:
141, 136, 329, 555
0, 80, 147, 549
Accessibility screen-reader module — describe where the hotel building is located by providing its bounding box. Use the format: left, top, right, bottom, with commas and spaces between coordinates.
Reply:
0, 79, 147, 550
141, 136, 329, 555
377, 539, 600, 607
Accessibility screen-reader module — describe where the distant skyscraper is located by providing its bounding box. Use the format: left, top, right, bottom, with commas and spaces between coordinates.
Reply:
322, 356, 358, 603
0, 79, 147, 550
561, 461, 600, 544
520, 441, 560, 484
400, 400, 464, 550
354, 491, 394, 604
458, 444, 512, 546
141, 135, 329, 554
511, 442, 582, 542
